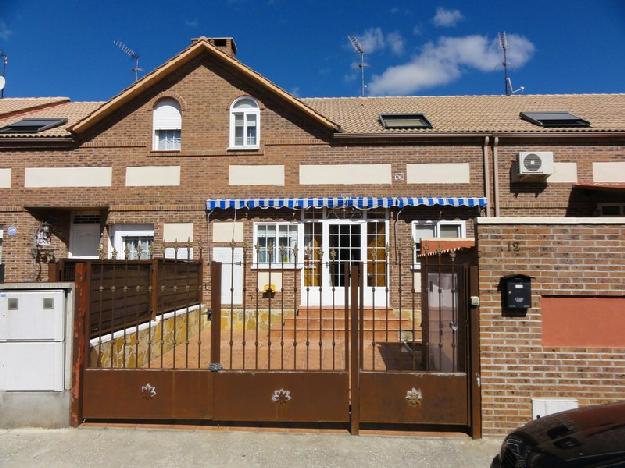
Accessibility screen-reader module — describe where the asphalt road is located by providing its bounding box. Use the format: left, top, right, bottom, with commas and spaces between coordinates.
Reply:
0, 427, 501, 467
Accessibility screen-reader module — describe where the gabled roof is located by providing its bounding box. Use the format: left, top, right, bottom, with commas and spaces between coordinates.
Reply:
70, 37, 340, 134
303, 94, 625, 134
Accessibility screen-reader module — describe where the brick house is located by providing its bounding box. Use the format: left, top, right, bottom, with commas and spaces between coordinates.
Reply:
1, 37, 624, 436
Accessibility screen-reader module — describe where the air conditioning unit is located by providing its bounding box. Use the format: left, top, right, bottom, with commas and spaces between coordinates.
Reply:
517, 152, 554, 179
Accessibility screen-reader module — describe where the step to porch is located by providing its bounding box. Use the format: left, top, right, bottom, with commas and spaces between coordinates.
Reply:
294, 308, 415, 320
263, 328, 422, 342
282, 317, 418, 330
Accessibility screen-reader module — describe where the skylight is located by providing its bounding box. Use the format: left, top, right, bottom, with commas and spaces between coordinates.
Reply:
520, 112, 590, 128
0, 118, 68, 134
379, 113, 432, 129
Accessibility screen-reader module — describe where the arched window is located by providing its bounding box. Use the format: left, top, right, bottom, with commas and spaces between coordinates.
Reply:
153, 98, 181, 151
229, 97, 260, 149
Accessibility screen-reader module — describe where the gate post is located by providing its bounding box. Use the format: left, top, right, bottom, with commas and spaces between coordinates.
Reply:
469, 265, 482, 439
210, 262, 222, 369
71, 262, 91, 427
150, 258, 159, 319
350, 263, 361, 435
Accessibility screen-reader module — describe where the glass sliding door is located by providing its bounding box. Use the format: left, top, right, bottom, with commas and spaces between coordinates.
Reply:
326, 221, 362, 303
303, 222, 322, 291
301, 216, 388, 306
364, 220, 388, 306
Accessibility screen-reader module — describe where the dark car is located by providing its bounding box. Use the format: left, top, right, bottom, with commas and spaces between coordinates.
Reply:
492, 402, 625, 467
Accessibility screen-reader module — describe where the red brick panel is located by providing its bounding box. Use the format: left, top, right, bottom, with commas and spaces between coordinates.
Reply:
542, 296, 625, 348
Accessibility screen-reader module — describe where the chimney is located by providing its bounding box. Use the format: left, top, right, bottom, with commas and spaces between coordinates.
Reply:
192, 37, 237, 57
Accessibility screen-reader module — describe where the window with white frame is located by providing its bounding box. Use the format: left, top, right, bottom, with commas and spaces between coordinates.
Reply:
153, 98, 181, 151
254, 223, 299, 265
412, 220, 466, 267
598, 203, 625, 217
229, 97, 260, 149
109, 224, 154, 260
123, 236, 153, 260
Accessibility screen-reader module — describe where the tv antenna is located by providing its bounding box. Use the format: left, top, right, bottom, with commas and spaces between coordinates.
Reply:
0, 51, 7, 98
498, 32, 525, 96
348, 35, 368, 97
114, 40, 143, 82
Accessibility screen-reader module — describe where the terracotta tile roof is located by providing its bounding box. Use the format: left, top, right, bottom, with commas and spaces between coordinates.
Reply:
0, 97, 70, 118
4, 89, 625, 140
302, 94, 625, 134
0, 101, 103, 138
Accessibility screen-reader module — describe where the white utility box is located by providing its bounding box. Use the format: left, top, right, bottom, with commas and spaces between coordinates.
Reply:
0, 290, 66, 391
0, 290, 65, 341
0, 342, 64, 391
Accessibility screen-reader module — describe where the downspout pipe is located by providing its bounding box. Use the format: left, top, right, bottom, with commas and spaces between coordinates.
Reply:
492, 136, 500, 217
482, 136, 491, 217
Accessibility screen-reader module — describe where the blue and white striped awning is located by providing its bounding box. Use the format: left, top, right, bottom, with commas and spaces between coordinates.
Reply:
206, 196, 487, 210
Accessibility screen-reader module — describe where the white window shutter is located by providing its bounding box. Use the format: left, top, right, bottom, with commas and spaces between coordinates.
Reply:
153, 99, 181, 130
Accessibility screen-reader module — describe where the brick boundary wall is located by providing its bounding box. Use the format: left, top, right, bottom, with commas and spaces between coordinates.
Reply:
475, 218, 625, 437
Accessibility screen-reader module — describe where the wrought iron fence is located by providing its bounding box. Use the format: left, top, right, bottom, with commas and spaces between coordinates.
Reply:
80, 241, 472, 375
51, 256, 202, 343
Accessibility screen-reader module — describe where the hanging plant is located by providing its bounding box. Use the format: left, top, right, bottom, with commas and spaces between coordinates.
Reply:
261, 283, 277, 298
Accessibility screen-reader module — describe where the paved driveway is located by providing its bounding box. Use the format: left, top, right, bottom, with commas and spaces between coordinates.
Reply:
0, 427, 500, 467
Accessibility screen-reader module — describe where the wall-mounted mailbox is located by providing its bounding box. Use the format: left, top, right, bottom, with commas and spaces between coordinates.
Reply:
501, 274, 532, 311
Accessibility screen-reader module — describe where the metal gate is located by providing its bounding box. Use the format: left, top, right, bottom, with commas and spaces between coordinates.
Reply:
352, 250, 479, 434
74, 248, 480, 436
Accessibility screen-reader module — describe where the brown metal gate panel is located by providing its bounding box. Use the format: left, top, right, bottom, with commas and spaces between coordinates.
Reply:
359, 372, 468, 425
213, 372, 349, 422
82, 370, 213, 420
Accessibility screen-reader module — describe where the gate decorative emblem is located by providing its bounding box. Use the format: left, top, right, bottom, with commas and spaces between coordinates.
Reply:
141, 383, 157, 399
271, 389, 292, 405
405, 387, 423, 407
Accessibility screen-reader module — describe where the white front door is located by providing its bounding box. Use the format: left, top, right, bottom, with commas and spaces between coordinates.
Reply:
69, 213, 101, 259
301, 219, 389, 307
213, 246, 243, 305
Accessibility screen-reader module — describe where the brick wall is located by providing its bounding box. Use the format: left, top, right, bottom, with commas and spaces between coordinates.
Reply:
496, 141, 625, 217
476, 219, 625, 437
0, 52, 487, 283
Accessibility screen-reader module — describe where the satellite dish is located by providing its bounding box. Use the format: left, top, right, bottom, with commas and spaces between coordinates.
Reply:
0, 76, 5, 91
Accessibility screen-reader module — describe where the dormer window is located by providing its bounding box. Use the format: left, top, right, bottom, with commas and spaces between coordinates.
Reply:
379, 113, 432, 129
0, 118, 67, 134
520, 111, 590, 128
153, 98, 181, 151
230, 97, 260, 149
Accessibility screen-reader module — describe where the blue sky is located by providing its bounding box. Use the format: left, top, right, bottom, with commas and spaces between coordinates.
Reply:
0, 0, 624, 100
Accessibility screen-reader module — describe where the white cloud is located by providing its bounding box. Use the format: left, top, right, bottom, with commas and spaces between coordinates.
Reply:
353, 27, 385, 54
386, 32, 404, 55
185, 18, 199, 28
368, 34, 535, 95
432, 7, 463, 27
0, 20, 12, 40
349, 27, 404, 56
